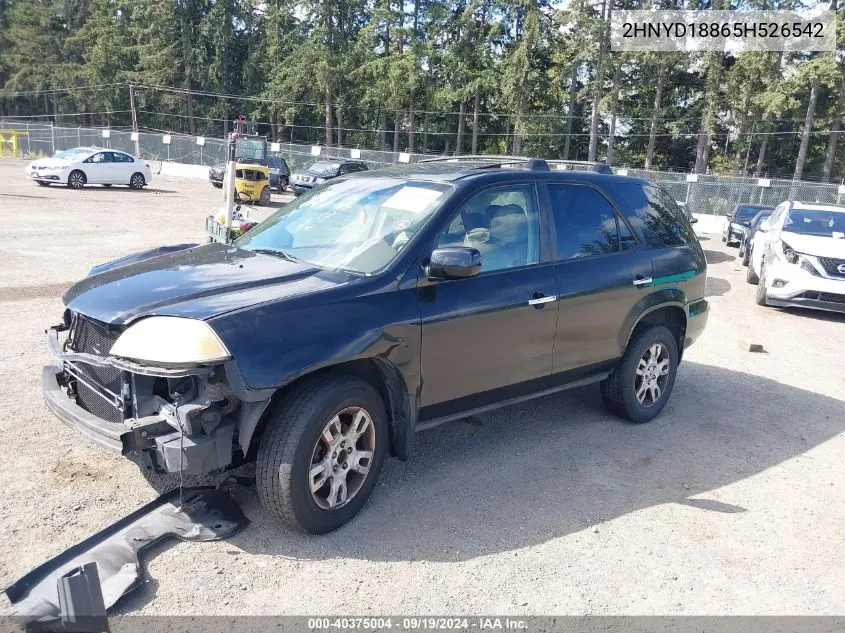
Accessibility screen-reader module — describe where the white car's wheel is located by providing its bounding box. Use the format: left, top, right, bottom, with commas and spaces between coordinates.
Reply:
67, 170, 86, 189
129, 172, 146, 189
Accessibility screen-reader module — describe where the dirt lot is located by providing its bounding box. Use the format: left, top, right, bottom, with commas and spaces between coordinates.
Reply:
0, 158, 843, 616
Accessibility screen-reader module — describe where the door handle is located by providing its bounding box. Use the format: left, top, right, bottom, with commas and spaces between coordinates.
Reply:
633, 276, 653, 287
528, 294, 557, 306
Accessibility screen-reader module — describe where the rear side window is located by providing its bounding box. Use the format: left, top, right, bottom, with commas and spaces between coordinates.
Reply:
548, 183, 637, 260
615, 183, 693, 248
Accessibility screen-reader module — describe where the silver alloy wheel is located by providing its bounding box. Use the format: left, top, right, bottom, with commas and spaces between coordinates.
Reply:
634, 343, 670, 407
130, 173, 145, 189
309, 406, 376, 510
68, 171, 85, 188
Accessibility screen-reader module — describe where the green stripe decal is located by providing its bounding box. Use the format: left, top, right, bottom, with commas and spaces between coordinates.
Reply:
653, 270, 696, 285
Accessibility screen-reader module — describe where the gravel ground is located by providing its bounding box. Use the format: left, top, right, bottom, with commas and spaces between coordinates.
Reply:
0, 158, 843, 616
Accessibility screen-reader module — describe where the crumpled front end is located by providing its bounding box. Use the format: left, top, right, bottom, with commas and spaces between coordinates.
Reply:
43, 311, 249, 475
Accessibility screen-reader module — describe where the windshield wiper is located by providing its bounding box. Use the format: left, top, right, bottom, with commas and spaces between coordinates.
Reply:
250, 248, 305, 264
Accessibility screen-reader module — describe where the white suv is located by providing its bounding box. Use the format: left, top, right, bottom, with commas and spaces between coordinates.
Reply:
747, 201, 845, 313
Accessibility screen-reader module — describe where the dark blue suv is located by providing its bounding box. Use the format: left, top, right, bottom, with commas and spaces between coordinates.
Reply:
43, 157, 708, 533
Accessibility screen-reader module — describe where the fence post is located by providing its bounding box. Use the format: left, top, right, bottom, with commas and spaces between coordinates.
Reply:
50, 121, 55, 155
78, 127, 81, 146
25, 121, 30, 155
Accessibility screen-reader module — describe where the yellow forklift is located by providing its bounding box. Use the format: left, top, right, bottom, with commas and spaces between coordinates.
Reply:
205, 117, 269, 244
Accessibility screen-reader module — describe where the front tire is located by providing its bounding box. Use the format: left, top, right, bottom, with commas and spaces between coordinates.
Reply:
601, 325, 678, 424
756, 263, 769, 306
741, 243, 751, 266
256, 375, 388, 534
746, 256, 759, 284
67, 170, 86, 189
129, 172, 146, 189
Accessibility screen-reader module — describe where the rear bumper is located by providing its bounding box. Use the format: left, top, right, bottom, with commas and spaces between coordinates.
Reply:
684, 299, 709, 348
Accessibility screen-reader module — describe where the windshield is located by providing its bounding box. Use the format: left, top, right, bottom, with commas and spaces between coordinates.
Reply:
783, 208, 845, 238
308, 162, 341, 176
54, 148, 90, 160
236, 178, 453, 274
752, 210, 773, 227
735, 205, 764, 221
235, 138, 266, 161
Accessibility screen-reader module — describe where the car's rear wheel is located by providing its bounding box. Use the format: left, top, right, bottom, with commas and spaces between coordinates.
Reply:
741, 243, 751, 266
259, 186, 271, 205
277, 176, 289, 193
129, 173, 146, 189
601, 325, 678, 424
67, 170, 86, 189
212, 182, 223, 189
256, 375, 388, 533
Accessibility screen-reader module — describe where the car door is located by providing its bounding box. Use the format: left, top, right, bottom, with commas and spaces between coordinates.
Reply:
111, 152, 135, 183
417, 182, 558, 420
82, 152, 111, 184
545, 181, 655, 374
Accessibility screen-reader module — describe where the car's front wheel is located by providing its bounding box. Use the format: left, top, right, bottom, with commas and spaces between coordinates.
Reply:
756, 262, 769, 306
67, 170, 86, 189
256, 375, 388, 533
601, 325, 678, 424
746, 255, 759, 284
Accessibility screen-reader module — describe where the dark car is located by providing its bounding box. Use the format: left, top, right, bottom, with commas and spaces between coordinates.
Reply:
289, 159, 368, 196
209, 155, 291, 193
722, 203, 773, 246
739, 207, 775, 265
43, 158, 708, 534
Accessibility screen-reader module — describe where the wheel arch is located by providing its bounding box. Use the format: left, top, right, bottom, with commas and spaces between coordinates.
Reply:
241, 357, 415, 463
625, 303, 687, 363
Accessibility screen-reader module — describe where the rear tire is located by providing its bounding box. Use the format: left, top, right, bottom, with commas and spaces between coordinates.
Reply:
741, 244, 751, 266
259, 186, 271, 205
129, 172, 146, 189
256, 375, 388, 534
601, 325, 678, 424
67, 170, 86, 189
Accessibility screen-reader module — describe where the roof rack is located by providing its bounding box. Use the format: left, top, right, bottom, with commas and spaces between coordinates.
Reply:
418, 155, 551, 171
546, 160, 614, 174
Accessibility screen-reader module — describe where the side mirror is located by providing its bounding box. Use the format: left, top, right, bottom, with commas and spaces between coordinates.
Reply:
743, 221, 752, 228
689, 217, 698, 225
428, 247, 482, 280
726, 211, 733, 217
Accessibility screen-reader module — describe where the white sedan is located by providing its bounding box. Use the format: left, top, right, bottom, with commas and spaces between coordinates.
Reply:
747, 201, 845, 314
26, 147, 152, 189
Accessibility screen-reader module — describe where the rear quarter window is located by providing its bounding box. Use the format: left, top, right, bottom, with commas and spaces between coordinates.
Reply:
612, 183, 694, 248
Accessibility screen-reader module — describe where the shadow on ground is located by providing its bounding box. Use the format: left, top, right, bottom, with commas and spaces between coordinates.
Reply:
219, 361, 845, 562
703, 249, 735, 264
705, 276, 731, 297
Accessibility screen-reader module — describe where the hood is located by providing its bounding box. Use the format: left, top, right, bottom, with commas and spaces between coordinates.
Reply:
30, 157, 72, 169
781, 232, 845, 259
63, 243, 348, 325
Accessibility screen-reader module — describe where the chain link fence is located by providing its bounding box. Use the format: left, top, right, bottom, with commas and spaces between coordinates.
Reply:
3, 119, 844, 214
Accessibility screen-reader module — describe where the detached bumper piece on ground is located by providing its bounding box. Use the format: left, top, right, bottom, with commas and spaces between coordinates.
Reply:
5, 487, 248, 630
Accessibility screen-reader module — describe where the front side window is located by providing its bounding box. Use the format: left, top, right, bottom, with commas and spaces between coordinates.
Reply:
238, 178, 453, 274
548, 183, 635, 260
437, 185, 540, 273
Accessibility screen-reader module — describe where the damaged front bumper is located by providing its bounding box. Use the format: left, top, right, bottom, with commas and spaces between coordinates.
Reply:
43, 325, 244, 475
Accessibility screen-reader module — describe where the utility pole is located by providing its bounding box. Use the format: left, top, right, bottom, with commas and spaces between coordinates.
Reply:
128, 82, 140, 156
